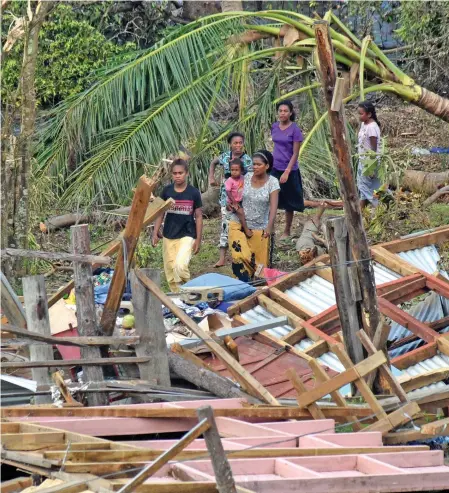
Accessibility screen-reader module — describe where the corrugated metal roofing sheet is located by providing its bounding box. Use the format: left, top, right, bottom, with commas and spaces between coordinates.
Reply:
398, 245, 444, 275
373, 262, 401, 285
285, 275, 336, 315
243, 305, 344, 373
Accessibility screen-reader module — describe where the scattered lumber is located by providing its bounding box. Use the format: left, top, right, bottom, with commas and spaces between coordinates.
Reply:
420, 416, 449, 436
362, 401, 422, 435
397, 368, 449, 393
52, 371, 82, 407
135, 269, 280, 405
100, 176, 156, 335
1, 323, 140, 347
0, 477, 33, 493
0, 248, 111, 265
0, 271, 27, 327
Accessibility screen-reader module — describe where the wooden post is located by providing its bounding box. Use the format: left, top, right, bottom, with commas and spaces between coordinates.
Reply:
130, 269, 170, 386
325, 217, 364, 363
197, 405, 238, 493
100, 176, 156, 335
71, 224, 108, 407
22, 275, 53, 404
1, 271, 26, 327
314, 20, 380, 338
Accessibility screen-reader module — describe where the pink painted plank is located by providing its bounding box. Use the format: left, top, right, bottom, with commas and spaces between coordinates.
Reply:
365, 450, 444, 468
225, 436, 297, 448
274, 459, 321, 478
309, 432, 383, 447
257, 419, 335, 435
356, 456, 405, 475
214, 417, 295, 438
299, 436, 340, 448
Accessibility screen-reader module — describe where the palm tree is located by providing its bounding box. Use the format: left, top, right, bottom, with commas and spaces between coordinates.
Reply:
36, 10, 449, 207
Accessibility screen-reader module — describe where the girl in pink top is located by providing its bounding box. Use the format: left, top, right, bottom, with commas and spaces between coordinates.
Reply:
225, 159, 252, 237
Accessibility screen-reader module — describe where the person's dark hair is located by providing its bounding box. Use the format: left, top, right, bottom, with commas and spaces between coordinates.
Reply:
230, 157, 245, 173
358, 101, 381, 128
276, 99, 296, 121
171, 158, 188, 172
227, 132, 245, 144
252, 150, 274, 172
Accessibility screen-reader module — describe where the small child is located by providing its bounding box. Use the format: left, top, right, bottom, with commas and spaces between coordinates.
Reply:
225, 158, 252, 237
152, 159, 203, 292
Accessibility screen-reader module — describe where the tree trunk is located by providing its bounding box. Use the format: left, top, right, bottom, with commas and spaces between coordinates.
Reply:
183, 1, 221, 20
3, 1, 54, 276
417, 87, 449, 123
221, 0, 243, 11
390, 170, 449, 196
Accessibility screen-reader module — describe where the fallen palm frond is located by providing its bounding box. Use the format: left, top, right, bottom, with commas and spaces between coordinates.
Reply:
35, 10, 448, 207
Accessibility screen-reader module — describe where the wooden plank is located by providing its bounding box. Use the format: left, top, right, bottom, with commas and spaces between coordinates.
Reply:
22, 275, 54, 404
131, 269, 170, 385
71, 224, 107, 407
377, 274, 427, 302
1, 248, 111, 265
437, 336, 449, 357
332, 344, 388, 420
197, 406, 237, 493
257, 294, 304, 326
308, 359, 362, 430
0, 477, 33, 493
357, 329, 409, 403
226, 287, 268, 318
1, 422, 20, 433
425, 272, 449, 299
116, 418, 210, 493
325, 217, 364, 360
287, 368, 326, 419
281, 326, 306, 345
111, 481, 219, 493
179, 316, 288, 349
362, 401, 421, 435
52, 371, 81, 406
56, 446, 429, 470
371, 247, 419, 276
1, 405, 375, 420
135, 269, 279, 405
0, 324, 139, 346
269, 288, 315, 319
398, 368, 449, 393
101, 177, 156, 335
295, 351, 386, 408
2, 432, 65, 451
379, 226, 449, 253
47, 197, 174, 308
0, 271, 27, 327
384, 429, 438, 444
1, 356, 151, 369
378, 297, 439, 343
420, 416, 449, 436
302, 339, 329, 358
391, 342, 438, 369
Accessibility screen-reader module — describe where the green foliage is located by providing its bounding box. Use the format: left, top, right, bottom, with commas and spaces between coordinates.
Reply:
2, 4, 134, 106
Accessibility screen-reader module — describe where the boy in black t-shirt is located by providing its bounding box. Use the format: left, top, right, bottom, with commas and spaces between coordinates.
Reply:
152, 159, 203, 292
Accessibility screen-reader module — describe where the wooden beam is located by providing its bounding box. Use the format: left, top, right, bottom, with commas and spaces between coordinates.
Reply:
1, 356, 151, 369
357, 329, 409, 403
2, 431, 65, 451
371, 247, 419, 276
308, 359, 362, 430
101, 176, 156, 335
52, 446, 429, 470
1, 405, 375, 420
117, 418, 211, 493
287, 368, 326, 419
135, 269, 279, 405
391, 342, 438, 369
325, 217, 364, 360
0, 325, 140, 346
423, 272, 449, 299
47, 197, 173, 308
269, 287, 314, 319
0, 477, 33, 493
52, 371, 81, 406
131, 269, 170, 386
332, 344, 388, 420
295, 351, 386, 408
379, 275, 427, 303
197, 406, 238, 493
71, 224, 107, 407
378, 297, 439, 343
1, 248, 111, 265
178, 316, 288, 349
398, 368, 449, 393
362, 401, 421, 435
257, 294, 304, 326
420, 416, 449, 436
0, 271, 26, 327
437, 336, 449, 357
379, 226, 449, 253
22, 275, 53, 404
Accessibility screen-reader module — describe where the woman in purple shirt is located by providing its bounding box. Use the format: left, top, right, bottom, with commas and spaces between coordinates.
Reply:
271, 100, 305, 239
